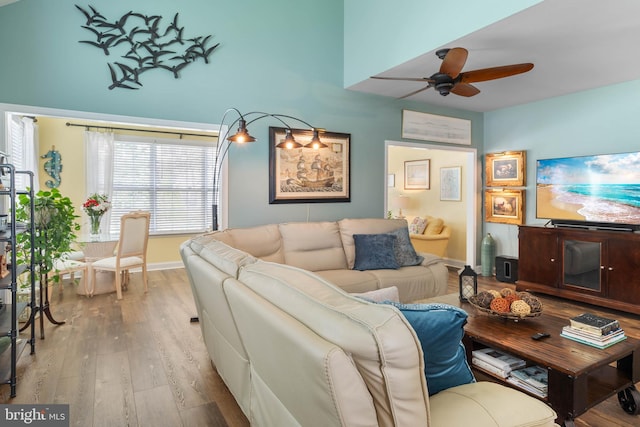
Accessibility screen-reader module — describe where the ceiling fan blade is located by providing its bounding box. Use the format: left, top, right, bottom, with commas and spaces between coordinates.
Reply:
451, 83, 480, 97
459, 63, 534, 84
398, 85, 432, 99
439, 47, 468, 78
371, 76, 433, 82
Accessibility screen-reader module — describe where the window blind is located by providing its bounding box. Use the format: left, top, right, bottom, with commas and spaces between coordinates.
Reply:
110, 136, 215, 235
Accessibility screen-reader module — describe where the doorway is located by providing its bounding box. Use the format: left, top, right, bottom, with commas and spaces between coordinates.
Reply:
385, 140, 477, 268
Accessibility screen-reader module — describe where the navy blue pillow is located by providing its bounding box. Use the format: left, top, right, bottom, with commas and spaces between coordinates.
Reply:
388, 227, 424, 266
353, 233, 400, 270
384, 301, 475, 395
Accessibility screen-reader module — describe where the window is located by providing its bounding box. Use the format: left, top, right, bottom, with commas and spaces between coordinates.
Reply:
7, 115, 37, 191
110, 135, 215, 235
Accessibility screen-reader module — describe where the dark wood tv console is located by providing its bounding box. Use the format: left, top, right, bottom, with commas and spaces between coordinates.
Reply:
517, 225, 640, 315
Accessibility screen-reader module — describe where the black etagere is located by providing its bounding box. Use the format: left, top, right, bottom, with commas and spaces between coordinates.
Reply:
0, 164, 35, 398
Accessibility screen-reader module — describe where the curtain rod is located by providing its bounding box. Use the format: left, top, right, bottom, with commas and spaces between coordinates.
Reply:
65, 122, 218, 139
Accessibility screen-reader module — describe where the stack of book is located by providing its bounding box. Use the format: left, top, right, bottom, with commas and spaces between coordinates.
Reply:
471, 347, 526, 379
507, 365, 548, 398
560, 312, 626, 349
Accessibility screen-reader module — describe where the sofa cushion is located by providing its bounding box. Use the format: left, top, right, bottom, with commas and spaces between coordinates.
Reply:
408, 216, 428, 235
425, 217, 444, 235
218, 224, 285, 263
339, 218, 408, 269
184, 236, 258, 278
383, 301, 475, 395
279, 222, 348, 271
352, 286, 400, 303
388, 227, 424, 266
367, 263, 449, 303
314, 269, 380, 294
353, 233, 400, 270
430, 381, 557, 426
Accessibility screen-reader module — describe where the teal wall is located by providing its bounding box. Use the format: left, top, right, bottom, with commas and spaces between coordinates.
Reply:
343, 0, 542, 87
0, 0, 482, 228
484, 80, 640, 256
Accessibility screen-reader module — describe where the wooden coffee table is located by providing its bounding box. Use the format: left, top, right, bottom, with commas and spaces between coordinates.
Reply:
424, 294, 640, 427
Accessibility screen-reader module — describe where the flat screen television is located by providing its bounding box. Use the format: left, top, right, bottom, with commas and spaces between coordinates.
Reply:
536, 151, 640, 231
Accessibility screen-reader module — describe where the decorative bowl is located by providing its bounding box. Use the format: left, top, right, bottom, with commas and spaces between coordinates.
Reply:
468, 295, 543, 320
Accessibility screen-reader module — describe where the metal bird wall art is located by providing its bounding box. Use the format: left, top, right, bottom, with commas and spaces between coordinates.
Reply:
75, 5, 220, 90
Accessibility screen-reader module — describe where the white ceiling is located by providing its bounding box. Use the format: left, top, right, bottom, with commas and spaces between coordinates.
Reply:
348, 0, 640, 112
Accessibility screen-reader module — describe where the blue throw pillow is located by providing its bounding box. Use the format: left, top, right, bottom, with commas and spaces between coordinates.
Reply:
387, 227, 424, 266
353, 233, 400, 270
384, 301, 475, 395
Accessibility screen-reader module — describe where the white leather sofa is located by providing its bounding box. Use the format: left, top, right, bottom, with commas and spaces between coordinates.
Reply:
180, 218, 558, 426
197, 218, 449, 303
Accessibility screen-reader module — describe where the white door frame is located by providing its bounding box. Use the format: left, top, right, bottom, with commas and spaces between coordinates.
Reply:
385, 140, 478, 268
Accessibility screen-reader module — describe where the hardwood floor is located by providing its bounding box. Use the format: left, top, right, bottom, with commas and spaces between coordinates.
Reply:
0, 269, 248, 427
1, 267, 638, 426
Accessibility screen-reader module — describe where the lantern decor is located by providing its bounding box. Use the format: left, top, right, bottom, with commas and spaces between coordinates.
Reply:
459, 265, 478, 302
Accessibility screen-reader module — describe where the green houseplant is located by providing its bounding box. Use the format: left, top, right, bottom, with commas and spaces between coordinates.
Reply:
14, 188, 80, 287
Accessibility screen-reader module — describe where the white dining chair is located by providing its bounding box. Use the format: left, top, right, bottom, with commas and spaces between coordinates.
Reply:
90, 211, 150, 299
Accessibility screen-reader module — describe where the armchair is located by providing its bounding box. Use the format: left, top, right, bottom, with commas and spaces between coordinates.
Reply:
409, 216, 451, 257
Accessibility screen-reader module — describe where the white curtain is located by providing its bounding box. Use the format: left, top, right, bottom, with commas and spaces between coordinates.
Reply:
84, 130, 115, 227
21, 117, 39, 192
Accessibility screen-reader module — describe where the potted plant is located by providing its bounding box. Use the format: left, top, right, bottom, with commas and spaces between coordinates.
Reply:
14, 188, 81, 289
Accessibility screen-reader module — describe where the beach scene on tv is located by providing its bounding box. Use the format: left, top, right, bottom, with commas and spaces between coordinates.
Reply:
536, 152, 640, 224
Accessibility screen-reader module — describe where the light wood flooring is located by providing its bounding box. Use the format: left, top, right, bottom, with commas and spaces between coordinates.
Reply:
1, 267, 639, 426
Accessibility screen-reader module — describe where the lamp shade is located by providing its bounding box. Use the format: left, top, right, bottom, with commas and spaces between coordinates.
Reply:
396, 196, 410, 209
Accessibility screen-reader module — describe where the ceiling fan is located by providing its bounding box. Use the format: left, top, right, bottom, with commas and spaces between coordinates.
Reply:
371, 47, 534, 98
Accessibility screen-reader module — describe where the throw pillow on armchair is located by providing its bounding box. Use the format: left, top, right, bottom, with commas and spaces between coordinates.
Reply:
408, 217, 428, 234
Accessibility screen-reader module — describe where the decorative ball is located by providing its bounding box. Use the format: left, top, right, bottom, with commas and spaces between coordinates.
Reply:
517, 291, 533, 299
510, 300, 532, 316
500, 288, 516, 297
487, 289, 502, 299
474, 291, 495, 308
505, 294, 519, 307
490, 297, 511, 313
519, 294, 543, 313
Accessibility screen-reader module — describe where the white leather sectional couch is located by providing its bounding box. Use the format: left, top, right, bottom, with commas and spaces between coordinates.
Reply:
180, 218, 558, 426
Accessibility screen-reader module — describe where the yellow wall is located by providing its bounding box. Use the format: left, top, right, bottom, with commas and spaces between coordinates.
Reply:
35, 116, 215, 265
388, 146, 467, 263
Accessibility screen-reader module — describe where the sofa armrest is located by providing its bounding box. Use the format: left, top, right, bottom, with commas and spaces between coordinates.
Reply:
417, 252, 444, 267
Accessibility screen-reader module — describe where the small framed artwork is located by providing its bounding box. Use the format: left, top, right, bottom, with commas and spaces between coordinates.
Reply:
387, 173, 395, 187
404, 159, 430, 190
269, 127, 350, 204
485, 151, 526, 187
440, 166, 461, 201
485, 189, 525, 225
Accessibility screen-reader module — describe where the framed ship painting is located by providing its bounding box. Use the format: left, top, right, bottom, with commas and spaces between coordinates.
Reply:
269, 127, 351, 204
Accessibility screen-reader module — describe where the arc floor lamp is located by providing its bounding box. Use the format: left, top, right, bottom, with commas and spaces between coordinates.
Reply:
212, 108, 326, 230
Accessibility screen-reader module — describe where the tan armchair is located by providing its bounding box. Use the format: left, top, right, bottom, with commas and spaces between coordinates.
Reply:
409, 216, 451, 257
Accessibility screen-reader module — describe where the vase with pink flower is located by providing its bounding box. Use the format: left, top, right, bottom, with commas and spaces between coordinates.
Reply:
83, 193, 111, 239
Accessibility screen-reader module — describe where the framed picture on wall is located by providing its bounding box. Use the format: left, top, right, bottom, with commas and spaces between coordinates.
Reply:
485, 189, 525, 225
404, 159, 430, 189
485, 151, 526, 187
440, 166, 461, 201
388, 173, 395, 187
268, 127, 351, 203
